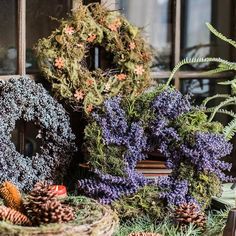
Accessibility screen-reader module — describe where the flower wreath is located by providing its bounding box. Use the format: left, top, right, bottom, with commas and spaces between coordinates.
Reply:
0, 77, 77, 191
35, 3, 152, 113
79, 87, 232, 215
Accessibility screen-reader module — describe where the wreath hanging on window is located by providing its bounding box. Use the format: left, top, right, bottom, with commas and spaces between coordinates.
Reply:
0, 77, 77, 191
35, 2, 152, 113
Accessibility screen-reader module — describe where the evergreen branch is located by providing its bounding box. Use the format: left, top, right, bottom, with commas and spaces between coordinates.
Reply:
166, 58, 236, 86
224, 118, 236, 140
202, 94, 229, 107
206, 22, 236, 48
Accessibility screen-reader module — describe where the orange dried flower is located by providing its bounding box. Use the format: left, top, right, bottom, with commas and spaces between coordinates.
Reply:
87, 34, 97, 43
74, 90, 84, 101
108, 18, 122, 32
129, 42, 136, 50
86, 104, 93, 113
54, 57, 64, 69
116, 73, 127, 81
65, 26, 75, 35
0, 181, 23, 212
86, 79, 94, 86
134, 65, 145, 76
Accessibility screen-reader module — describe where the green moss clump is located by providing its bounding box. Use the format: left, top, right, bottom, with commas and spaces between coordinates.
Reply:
112, 185, 166, 221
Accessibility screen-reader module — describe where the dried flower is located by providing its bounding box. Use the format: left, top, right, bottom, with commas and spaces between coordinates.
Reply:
108, 18, 122, 32
134, 65, 145, 76
86, 104, 93, 113
74, 90, 84, 101
129, 42, 136, 50
54, 57, 64, 69
65, 26, 75, 35
87, 34, 97, 43
104, 83, 111, 91
86, 79, 94, 86
116, 73, 127, 81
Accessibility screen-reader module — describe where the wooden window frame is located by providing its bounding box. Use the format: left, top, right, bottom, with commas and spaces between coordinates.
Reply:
101, 0, 236, 90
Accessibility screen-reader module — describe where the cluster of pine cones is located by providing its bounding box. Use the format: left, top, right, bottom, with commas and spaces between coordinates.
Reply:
0, 181, 75, 226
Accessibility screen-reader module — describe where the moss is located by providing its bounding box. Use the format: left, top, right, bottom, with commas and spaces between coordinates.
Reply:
35, 3, 152, 114
84, 122, 126, 176
176, 163, 222, 210
112, 185, 167, 221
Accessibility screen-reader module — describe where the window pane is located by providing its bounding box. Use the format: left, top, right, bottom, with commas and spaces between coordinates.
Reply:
26, 0, 72, 73
181, 0, 235, 70
0, 0, 17, 75
119, 0, 173, 71
180, 77, 231, 105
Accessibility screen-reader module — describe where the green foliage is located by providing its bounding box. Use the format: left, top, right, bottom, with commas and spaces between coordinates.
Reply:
123, 84, 166, 124
84, 122, 126, 176
35, 2, 152, 113
176, 163, 222, 210
112, 185, 166, 221
166, 23, 236, 140
175, 110, 223, 140
115, 208, 228, 236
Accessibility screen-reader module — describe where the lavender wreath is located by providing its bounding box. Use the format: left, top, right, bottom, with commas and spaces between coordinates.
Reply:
0, 77, 77, 191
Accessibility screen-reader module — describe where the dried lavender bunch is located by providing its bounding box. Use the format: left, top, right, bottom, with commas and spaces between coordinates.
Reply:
0, 77, 77, 191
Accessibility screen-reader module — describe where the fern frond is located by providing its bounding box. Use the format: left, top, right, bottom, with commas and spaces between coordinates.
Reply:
218, 78, 236, 86
202, 94, 229, 107
166, 57, 236, 86
208, 97, 236, 122
224, 118, 236, 140
205, 108, 236, 118
206, 22, 236, 48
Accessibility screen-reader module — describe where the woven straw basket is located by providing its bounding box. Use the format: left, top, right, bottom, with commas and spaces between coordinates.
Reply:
0, 196, 119, 236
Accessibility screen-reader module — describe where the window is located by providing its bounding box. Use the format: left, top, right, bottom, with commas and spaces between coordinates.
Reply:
0, 0, 72, 79
103, 0, 235, 103
0, 0, 73, 155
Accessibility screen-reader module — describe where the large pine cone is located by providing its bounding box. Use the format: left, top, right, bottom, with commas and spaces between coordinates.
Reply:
0, 181, 23, 212
175, 203, 206, 228
24, 182, 75, 225
0, 206, 31, 226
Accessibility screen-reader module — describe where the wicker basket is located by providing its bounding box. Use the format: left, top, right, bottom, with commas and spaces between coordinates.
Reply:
0, 196, 119, 236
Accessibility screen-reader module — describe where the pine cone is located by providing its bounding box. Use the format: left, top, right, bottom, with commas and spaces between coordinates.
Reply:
0, 206, 31, 226
175, 203, 206, 228
0, 181, 23, 212
24, 182, 75, 225
128, 233, 162, 236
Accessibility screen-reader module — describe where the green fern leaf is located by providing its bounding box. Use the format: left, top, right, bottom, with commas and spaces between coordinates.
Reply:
205, 108, 236, 118
166, 57, 236, 86
224, 118, 236, 140
202, 94, 229, 107
206, 22, 236, 48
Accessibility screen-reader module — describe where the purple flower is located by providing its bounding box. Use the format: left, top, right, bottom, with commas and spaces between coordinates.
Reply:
152, 88, 191, 119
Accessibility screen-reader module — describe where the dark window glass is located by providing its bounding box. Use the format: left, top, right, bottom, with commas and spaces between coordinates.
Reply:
119, 0, 173, 71
0, 0, 17, 75
180, 77, 231, 105
26, 0, 72, 73
181, 0, 235, 70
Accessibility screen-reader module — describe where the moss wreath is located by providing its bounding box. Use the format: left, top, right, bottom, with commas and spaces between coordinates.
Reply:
35, 2, 152, 114
0, 77, 77, 191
